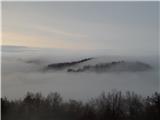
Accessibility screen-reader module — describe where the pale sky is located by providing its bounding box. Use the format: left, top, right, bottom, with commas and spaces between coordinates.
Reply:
2, 2, 159, 56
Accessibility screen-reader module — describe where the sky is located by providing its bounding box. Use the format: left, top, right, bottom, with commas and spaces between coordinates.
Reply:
2, 2, 159, 56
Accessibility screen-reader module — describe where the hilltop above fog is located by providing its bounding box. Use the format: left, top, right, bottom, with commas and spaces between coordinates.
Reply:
45, 57, 152, 73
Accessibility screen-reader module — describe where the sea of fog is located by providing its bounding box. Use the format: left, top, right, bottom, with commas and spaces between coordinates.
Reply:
1, 46, 159, 101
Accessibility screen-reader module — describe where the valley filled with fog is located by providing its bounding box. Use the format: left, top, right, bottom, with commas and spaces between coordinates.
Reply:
1, 46, 159, 101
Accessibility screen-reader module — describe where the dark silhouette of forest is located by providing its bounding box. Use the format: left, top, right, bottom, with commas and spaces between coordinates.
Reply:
44, 58, 152, 73
67, 61, 151, 72
47, 58, 93, 70
1, 90, 160, 120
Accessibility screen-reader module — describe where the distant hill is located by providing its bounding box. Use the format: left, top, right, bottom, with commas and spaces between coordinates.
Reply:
46, 58, 94, 70
44, 57, 152, 73
67, 61, 152, 72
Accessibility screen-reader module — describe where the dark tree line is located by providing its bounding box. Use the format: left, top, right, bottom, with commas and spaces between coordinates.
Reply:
67, 61, 125, 72
1, 90, 160, 120
67, 61, 151, 73
46, 58, 93, 70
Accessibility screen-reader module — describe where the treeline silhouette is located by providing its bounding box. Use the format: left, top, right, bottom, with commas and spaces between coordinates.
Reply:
67, 61, 125, 72
1, 90, 160, 120
46, 58, 93, 70
67, 61, 152, 73
45, 58, 151, 73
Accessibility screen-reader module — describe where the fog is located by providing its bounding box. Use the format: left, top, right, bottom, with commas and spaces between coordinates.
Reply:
1, 46, 159, 101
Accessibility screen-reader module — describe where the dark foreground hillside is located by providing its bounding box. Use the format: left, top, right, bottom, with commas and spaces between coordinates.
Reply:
2, 90, 160, 120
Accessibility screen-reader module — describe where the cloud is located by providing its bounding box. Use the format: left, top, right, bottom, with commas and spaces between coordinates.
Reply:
34, 25, 87, 38
2, 31, 88, 49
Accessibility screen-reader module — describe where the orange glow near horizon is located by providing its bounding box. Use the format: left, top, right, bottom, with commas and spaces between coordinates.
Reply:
2, 32, 91, 50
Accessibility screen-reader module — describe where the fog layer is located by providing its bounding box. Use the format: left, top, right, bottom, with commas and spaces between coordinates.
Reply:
2, 46, 159, 101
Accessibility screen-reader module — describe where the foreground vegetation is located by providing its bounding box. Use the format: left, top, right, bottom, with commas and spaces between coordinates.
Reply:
2, 90, 160, 120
